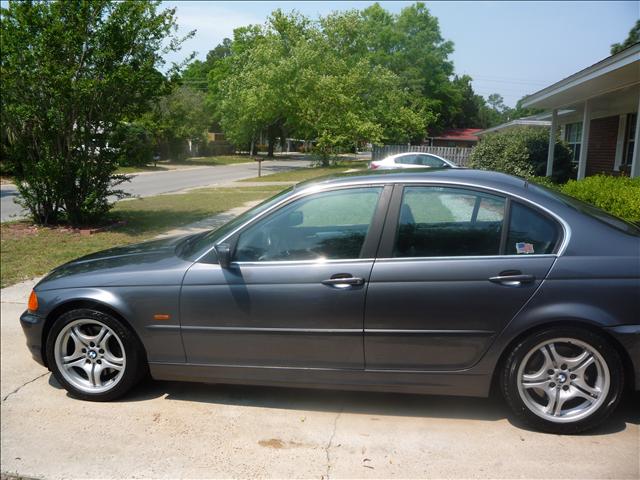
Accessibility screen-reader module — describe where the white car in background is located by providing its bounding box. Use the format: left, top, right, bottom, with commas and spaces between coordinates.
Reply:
369, 152, 458, 170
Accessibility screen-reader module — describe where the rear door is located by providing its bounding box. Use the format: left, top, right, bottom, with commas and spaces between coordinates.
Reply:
364, 184, 561, 371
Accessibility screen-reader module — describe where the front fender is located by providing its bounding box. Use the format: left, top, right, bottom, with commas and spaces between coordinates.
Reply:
37, 286, 185, 364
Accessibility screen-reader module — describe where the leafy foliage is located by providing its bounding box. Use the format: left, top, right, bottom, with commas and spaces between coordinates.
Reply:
141, 85, 212, 160
0, 0, 191, 225
470, 127, 574, 183
110, 122, 154, 167
561, 175, 640, 224
611, 20, 640, 55
209, 9, 430, 160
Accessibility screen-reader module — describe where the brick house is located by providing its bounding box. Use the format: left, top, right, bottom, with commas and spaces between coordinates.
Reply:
520, 43, 639, 179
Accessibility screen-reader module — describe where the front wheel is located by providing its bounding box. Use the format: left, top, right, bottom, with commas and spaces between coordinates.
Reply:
46, 309, 146, 401
501, 327, 624, 434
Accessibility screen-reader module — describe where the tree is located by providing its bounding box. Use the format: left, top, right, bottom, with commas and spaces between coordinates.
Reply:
142, 85, 212, 160
211, 9, 429, 160
181, 37, 232, 92
611, 20, 640, 55
509, 96, 544, 121
321, 2, 458, 133
0, 0, 192, 225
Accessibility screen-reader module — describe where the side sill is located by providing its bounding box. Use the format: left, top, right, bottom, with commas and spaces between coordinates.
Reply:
148, 362, 491, 398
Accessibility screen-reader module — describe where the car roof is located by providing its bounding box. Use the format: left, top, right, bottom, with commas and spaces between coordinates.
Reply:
294, 168, 527, 193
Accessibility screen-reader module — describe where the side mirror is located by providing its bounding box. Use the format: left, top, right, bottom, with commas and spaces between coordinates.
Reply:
214, 243, 232, 269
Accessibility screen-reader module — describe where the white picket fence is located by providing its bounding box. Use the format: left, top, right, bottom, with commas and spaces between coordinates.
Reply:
372, 145, 473, 166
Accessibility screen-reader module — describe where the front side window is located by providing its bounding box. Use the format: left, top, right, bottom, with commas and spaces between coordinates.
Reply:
393, 186, 505, 257
234, 187, 383, 262
506, 203, 559, 255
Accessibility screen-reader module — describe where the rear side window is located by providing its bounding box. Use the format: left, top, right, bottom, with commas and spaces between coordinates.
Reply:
393, 186, 505, 257
506, 202, 559, 255
416, 155, 447, 168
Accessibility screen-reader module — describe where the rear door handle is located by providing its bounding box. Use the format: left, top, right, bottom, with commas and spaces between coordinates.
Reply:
489, 272, 535, 287
322, 274, 365, 288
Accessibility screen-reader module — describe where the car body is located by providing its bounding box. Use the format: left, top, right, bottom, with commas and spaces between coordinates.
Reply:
369, 152, 458, 170
20, 169, 640, 433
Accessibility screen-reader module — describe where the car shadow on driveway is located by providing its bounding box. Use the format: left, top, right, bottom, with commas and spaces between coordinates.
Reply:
49, 375, 639, 435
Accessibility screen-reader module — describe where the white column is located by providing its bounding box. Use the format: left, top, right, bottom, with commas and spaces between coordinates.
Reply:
614, 115, 628, 172
577, 100, 591, 180
546, 109, 558, 177
631, 99, 640, 178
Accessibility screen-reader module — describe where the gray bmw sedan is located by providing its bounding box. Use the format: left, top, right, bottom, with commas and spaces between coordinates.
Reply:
20, 169, 639, 434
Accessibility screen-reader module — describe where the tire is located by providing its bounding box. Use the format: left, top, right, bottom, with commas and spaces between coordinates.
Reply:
501, 326, 624, 434
46, 308, 146, 401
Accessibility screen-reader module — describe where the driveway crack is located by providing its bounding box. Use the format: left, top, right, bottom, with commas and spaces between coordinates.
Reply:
2, 372, 48, 402
324, 409, 342, 480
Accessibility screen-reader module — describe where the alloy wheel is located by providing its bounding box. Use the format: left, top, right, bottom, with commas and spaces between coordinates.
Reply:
54, 319, 127, 394
516, 337, 610, 423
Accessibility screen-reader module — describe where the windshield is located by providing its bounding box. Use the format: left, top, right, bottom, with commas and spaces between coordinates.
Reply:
527, 181, 640, 236
177, 186, 294, 260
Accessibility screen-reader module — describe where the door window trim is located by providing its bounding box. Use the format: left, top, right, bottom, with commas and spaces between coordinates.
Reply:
376, 183, 565, 259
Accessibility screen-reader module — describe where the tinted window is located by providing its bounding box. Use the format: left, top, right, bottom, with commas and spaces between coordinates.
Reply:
506, 202, 559, 255
393, 187, 505, 257
415, 154, 447, 168
235, 187, 383, 261
178, 187, 294, 260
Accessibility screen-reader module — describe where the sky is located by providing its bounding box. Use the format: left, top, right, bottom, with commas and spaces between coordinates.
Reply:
162, 0, 639, 107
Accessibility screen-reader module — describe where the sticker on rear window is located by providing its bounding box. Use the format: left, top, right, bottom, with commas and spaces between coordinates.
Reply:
516, 242, 534, 254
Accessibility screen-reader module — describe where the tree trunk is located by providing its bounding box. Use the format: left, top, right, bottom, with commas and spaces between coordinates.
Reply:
267, 136, 275, 158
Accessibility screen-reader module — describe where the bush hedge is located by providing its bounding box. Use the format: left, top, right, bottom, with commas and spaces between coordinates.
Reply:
529, 175, 640, 224
470, 127, 575, 183
559, 175, 640, 224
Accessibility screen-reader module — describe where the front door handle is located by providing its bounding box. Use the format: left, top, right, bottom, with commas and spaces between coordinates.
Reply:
322, 274, 365, 288
489, 273, 535, 287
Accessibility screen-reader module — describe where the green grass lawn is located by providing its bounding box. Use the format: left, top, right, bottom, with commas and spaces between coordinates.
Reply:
241, 161, 369, 183
165, 155, 255, 167
115, 165, 169, 174
0, 185, 284, 288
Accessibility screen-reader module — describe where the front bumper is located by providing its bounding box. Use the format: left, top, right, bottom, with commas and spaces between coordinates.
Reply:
20, 310, 47, 367
605, 325, 640, 390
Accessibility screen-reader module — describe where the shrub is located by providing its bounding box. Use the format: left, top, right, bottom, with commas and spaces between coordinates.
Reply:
560, 175, 640, 224
470, 127, 574, 183
110, 122, 154, 167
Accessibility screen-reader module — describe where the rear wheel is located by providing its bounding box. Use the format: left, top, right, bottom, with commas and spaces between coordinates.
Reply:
46, 309, 146, 401
501, 327, 624, 434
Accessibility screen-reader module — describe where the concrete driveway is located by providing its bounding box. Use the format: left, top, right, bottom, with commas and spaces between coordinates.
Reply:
1, 278, 638, 479
0, 158, 310, 222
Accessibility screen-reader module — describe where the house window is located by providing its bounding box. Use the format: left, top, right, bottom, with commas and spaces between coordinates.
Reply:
564, 122, 582, 163
623, 113, 637, 167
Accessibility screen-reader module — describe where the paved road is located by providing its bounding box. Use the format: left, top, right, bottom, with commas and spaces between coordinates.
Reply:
0, 159, 310, 222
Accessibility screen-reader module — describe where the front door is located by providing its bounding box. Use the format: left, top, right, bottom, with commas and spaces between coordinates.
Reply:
365, 185, 561, 370
181, 185, 389, 369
